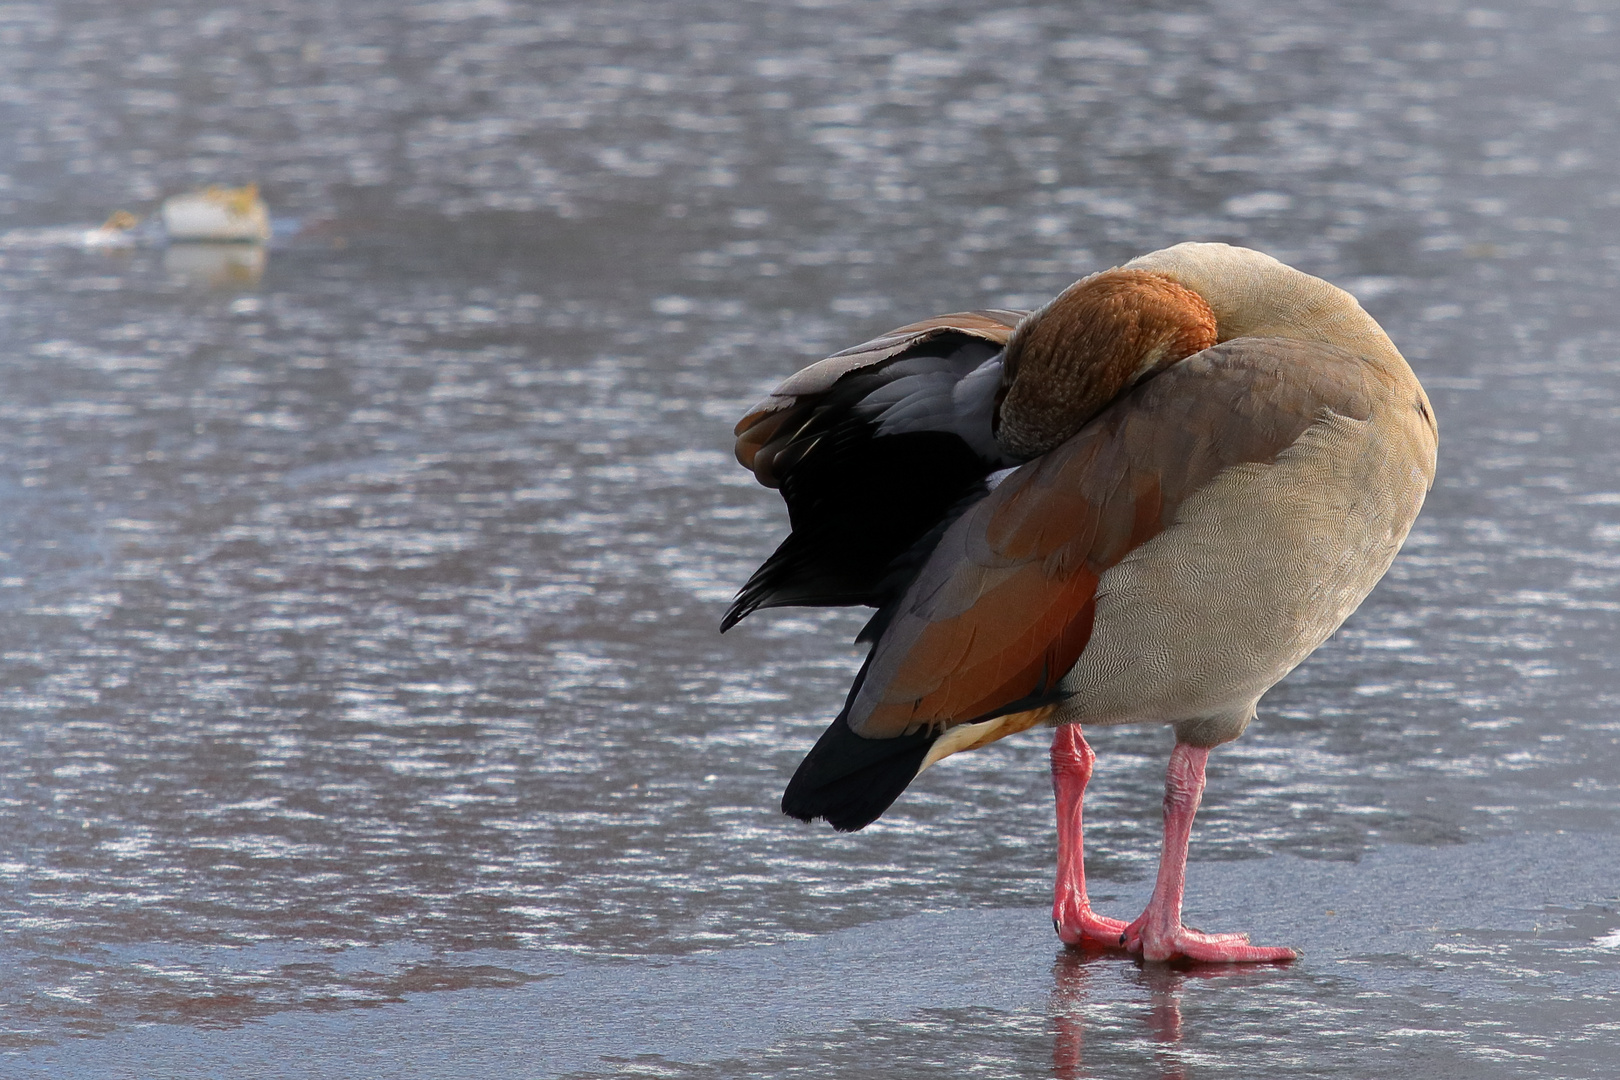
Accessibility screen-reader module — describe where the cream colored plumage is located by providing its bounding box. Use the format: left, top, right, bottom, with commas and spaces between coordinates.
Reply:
1064, 245, 1434, 741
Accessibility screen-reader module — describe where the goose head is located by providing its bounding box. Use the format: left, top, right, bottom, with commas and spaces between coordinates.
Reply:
994, 269, 1217, 459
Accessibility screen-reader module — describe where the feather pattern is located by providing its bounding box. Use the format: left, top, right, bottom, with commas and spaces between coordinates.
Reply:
849, 338, 1381, 739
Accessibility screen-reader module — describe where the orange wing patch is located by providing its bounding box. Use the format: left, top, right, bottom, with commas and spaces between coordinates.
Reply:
861, 501, 1108, 735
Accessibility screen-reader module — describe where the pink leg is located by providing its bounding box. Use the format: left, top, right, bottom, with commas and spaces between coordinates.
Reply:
1051, 724, 1128, 947
1121, 743, 1298, 963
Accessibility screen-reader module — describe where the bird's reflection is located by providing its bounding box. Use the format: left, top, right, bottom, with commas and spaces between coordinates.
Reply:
1050, 947, 1278, 1079
1050, 950, 1087, 1079
1143, 966, 1186, 1079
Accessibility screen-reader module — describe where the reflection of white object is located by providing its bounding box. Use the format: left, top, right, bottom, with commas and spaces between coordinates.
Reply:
164, 242, 266, 287
161, 185, 270, 242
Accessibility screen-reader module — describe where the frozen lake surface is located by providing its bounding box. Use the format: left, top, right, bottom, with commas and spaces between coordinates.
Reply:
0, 0, 1617, 1076
13, 834, 1620, 1078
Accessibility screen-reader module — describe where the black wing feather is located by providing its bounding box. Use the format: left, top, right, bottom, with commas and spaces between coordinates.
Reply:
723, 334, 1007, 629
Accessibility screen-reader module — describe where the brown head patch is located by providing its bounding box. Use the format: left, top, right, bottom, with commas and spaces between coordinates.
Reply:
996, 270, 1217, 458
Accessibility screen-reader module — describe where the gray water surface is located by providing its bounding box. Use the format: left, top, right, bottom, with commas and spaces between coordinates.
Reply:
0, 0, 1617, 1076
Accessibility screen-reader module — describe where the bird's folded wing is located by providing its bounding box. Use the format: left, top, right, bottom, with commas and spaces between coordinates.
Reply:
848, 337, 1380, 739
733, 309, 1025, 485
723, 309, 1025, 629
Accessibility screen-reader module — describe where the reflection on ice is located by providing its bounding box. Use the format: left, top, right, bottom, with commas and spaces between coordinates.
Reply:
1050, 942, 1293, 1080
163, 241, 267, 287
7, 834, 1615, 1078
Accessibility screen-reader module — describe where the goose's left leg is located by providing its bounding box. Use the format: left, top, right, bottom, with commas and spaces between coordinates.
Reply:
1051, 724, 1128, 946
1121, 742, 1298, 963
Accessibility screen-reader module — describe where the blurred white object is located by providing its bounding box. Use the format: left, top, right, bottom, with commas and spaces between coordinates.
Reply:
161, 184, 270, 242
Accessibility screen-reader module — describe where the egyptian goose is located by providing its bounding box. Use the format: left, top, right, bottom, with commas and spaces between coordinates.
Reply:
726, 243, 1437, 962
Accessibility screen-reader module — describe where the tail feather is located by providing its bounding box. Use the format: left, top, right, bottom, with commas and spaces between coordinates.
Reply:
782, 708, 935, 832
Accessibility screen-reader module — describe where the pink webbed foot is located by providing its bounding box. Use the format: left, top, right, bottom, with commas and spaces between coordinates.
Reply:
1119, 741, 1300, 964
1053, 896, 1129, 948
1121, 915, 1297, 964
